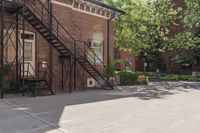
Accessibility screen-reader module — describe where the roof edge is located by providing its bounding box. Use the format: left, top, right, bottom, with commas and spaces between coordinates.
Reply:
84, 0, 125, 14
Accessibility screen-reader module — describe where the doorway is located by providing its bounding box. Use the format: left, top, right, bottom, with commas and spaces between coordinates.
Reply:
20, 31, 36, 77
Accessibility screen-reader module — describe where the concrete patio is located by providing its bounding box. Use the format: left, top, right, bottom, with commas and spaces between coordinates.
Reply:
1, 81, 200, 133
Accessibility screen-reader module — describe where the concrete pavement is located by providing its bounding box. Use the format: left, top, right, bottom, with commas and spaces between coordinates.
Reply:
1, 81, 200, 133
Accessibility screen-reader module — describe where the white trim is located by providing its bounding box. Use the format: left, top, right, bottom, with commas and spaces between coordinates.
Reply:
52, 0, 73, 8
19, 30, 36, 76
87, 78, 96, 87
73, 8, 110, 19
51, 0, 116, 20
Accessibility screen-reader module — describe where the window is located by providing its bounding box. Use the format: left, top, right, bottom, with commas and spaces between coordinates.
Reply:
3, 30, 35, 64
125, 58, 132, 71
24, 42, 33, 61
181, 62, 192, 70
21, 33, 34, 40
3, 30, 17, 62
88, 40, 103, 65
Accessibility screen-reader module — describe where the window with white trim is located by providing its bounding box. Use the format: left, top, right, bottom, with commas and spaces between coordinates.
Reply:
3, 30, 17, 62
88, 40, 103, 65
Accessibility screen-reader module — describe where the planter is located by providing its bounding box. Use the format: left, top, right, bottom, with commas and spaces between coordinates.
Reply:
113, 74, 120, 86
137, 75, 148, 84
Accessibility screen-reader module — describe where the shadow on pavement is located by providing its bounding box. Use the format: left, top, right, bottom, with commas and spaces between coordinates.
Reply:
1, 81, 200, 133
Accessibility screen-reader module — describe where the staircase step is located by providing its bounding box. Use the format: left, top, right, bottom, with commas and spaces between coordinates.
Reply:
27, 17, 37, 22
38, 28, 47, 32
24, 14, 32, 18
40, 30, 49, 34
31, 21, 40, 25
24, 11, 30, 16
53, 44, 62, 47
60, 50, 68, 53
50, 40, 59, 44
18, 6, 113, 90
35, 24, 43, 28
43, 35, 53, 38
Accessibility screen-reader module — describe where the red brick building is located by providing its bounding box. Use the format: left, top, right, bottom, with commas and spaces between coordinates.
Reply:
0, 0, 124, 97
115, 50, 143, 72
116, 0, 199, 73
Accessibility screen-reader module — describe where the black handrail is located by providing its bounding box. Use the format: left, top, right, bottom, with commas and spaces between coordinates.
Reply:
6, 0, 112, 87
76, 41, 106, 76
38, 62, 55, 80
25, 0, 107, 77
23, 0, 75, 53
20, 62, 37, 79
35, 0, 76, 42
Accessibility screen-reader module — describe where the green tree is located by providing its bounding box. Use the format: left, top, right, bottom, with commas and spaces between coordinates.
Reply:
172, 0, 200, 65
107, 0, 200, 72
107, 0, 181, 71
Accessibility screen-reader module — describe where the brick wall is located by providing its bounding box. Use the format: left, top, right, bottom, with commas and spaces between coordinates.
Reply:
50, 1, 115, 90
0, 0, 117, 91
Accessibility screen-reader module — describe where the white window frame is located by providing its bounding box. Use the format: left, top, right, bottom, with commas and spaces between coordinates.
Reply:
89, 40, 103, 65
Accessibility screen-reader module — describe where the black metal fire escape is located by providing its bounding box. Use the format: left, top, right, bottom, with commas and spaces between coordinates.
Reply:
0, 0, 113, 97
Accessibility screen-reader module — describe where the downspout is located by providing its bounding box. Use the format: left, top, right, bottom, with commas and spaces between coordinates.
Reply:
0, 0, 4, 98
107, 12, 115, 65
48, 0, 52, 22
48, 0, 53, 92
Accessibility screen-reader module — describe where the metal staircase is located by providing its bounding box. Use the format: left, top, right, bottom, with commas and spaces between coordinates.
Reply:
21, 62, 54, 97
1, 0, 113, 90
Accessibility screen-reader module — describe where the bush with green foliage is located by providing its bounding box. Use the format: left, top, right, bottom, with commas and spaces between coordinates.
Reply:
147, 73, 198, 81
119, 71, 147, 85
0, 64, 12, 92
0, 64, 11, 77
105, 63, 116, 79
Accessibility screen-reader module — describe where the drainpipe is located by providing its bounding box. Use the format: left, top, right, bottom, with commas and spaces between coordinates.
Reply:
48, 0, 52, 22
48, 0, 53, 92
0, 0, 4, 98
107, 12, 115, 65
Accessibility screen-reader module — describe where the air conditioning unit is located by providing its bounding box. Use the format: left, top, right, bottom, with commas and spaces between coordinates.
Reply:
87, 78, 96, 88
88, 41, 92, 48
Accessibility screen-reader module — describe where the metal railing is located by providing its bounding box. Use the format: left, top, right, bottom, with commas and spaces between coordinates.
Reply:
3, 0, 111, 85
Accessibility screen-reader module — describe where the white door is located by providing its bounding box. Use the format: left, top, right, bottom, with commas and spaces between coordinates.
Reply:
20, 31, 36, 77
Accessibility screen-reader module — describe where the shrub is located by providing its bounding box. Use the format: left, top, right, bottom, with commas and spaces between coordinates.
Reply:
120, 71, 139, 85
105, 63, 116, 79
148, 73, 198, 81
0, 64, 11, 77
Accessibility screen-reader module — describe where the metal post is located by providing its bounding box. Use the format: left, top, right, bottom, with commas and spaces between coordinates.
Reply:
49, 0, 53, 93
22, 4, 25, 93
16, 13, 19, 93
107, 13, 115, 65
61, 58, 64, 92
69, 56, 72, 93
73, 41, 76, 90
82, 43, 86, 92
0, 0, 4, 99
